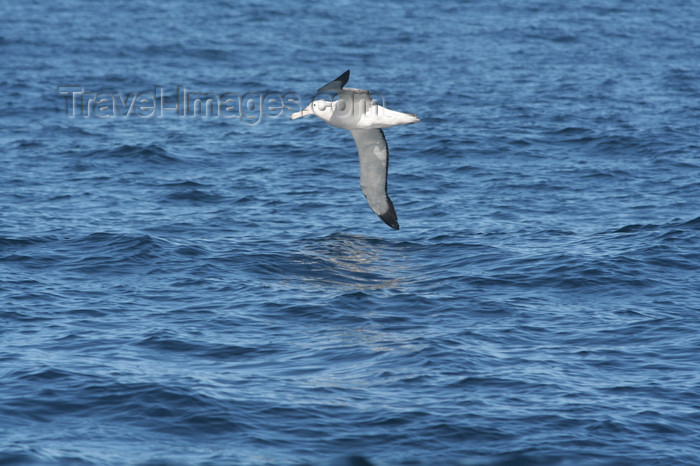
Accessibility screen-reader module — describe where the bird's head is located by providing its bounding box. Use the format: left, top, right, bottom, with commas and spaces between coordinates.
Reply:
290, 99, 334, 122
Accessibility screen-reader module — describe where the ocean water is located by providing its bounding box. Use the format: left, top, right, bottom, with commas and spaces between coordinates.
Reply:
1, 0, 699, 464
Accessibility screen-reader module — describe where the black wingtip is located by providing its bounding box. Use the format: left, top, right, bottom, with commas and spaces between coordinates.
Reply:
337, 69, 350, 86
317, 70, 351, 93
385, 220, 400, 230
379, 208, 400, 230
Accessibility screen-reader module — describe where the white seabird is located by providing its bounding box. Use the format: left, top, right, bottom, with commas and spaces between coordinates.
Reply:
291, 70, 420, 230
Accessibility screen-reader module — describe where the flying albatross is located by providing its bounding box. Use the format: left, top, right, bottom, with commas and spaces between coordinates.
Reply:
291, 70, 420, 230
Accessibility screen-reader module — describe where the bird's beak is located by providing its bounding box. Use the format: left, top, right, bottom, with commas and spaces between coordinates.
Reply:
290, 106, 313, 120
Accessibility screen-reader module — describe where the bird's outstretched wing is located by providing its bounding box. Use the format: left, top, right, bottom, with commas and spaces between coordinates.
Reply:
349, 128, 399, 230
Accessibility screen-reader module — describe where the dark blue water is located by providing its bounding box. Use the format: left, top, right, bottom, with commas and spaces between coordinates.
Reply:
2, 0, 699, 464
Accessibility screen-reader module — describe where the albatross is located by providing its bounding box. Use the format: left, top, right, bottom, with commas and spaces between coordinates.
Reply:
291, 70, 420, 230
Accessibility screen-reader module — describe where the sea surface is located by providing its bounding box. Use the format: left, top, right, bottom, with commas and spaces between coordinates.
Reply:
1, 0, 699, 464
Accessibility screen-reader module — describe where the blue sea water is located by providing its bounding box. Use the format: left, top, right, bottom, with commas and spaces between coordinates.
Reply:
1, 0, 700, 464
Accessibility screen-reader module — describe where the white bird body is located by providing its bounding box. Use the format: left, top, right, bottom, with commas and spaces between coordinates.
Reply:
291, 70, 419, 230
293, 90, 419, 130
